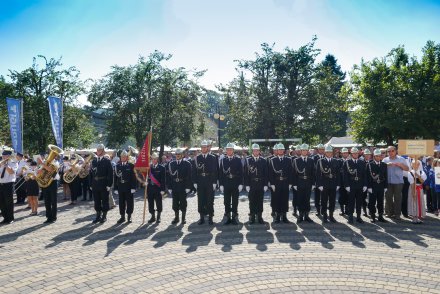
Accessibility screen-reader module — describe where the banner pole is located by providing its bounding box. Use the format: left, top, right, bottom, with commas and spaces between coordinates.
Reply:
142, 168, 150, 224
21, 98, 24, 154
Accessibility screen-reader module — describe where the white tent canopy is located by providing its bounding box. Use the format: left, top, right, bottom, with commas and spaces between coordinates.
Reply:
325, 136, 362, 148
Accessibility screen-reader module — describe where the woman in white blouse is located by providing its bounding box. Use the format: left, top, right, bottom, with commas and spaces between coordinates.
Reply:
407, 158, 427, 224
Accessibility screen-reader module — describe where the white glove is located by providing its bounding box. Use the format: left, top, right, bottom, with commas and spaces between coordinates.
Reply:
363, 186, 367, 192
212, 184, 216, 190
336, 186, 340, 191
263, 186, 268, 192
160, 191, 165, 196
318, 186, 323, 191
106, 186, 111, 192
311, 185, 315, 191
345, 187, 350, 192
293, 186, 297, 191
130, 189, 136, 194
271, 185, 275, 192
238, 185, 243, 192
114, 190, 119, 195
246, 186, 250, 192
185, 189, 190, 193
289, 185, 292, 190
220, 185, 224, 193
368, 188, 372, 194
168, 189, 172, 195
384, 188, 388, 194
194, 184, 197, 189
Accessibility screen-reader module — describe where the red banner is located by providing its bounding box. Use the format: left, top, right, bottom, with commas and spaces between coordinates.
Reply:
134, 128, 152, 177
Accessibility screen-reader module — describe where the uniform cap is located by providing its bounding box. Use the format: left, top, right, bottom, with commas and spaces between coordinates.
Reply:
363, 149, 372, 155
341, 147, 349, 153
350, 147, 359, 154
373, 149, 381, 156
317, 144, 325, 149
251, 143, 260, 150
97, 144, 105, 150
201, 140, 208, 147
277, 143, 285, 150
324, 145, 333, 152
175, 148, 183, 154
151, 152, 159, 159
301, 144, 309, 151
120, 150, 128, 157
226, 143, 235, 149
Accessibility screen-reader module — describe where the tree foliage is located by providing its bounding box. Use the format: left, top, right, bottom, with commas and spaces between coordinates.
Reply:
348, 41, 440, 145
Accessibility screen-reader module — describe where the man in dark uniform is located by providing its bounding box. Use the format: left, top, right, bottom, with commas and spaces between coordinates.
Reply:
289, 146, 299, 217
167, 148, 192, 225
0, 149, 18, 224
292, 144, 315, 223
269, 143, 293, 223
267, 144, 277, 217
338, 147, 350, 215
343, 147, 367, 224
219, 143, 243, 225
316, 145, 341, 223
145, 153, 165, 223
192, 140, 218, 225
114, 150, 137, 223
362, 149, 373, 216
366, 149, 388, 222
90, 144, 114, 223
313, 144, 325, 216
244, 144, 268, 224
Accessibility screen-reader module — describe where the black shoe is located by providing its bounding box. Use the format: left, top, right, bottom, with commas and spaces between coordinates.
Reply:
198, 215, 205, 225
323, 216, 329, 223
329, 215, 337, 223
231, 215, 238, 225
181, 212, 186, 225
100, 212, 107, 223
249, 214, 256, 224
117, 217, 125, 224
127, 215, 132, 223
275, 214, 281, 223
171, 217, 179, 225
92, 212, 101, 224
356, 216, 364, 224
224, 218, 232, 225
44, 219, 52, 224
156, 212, 161, 223
282, 213, 290, 223
148, 214, 156, 224
257, 214, 265, 224
297, 217, 303, 224
304, 213, 314, 223
208, 216, 214, 225
315, 212, 322, 217
348, 215, 354, 224
378, 215, 387, 222
293, 211, 298, 217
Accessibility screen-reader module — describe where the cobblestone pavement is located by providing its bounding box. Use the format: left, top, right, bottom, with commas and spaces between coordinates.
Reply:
1, 189, 440, 294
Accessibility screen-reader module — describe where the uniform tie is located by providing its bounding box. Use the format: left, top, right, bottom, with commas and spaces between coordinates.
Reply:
1, 166, 6, 178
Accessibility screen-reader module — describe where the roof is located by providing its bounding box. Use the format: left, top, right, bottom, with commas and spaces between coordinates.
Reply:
325, 136, 362, 148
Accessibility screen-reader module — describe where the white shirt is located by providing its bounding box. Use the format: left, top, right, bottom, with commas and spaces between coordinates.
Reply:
0, 160, 18, 183
16, 159, 27, 177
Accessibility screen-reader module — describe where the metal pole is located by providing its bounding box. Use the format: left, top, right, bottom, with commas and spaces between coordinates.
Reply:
21, 98, 24, 154
217, 105, 221, 148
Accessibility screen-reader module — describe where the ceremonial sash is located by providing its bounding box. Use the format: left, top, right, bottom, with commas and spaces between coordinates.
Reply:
150, 170, 161, 187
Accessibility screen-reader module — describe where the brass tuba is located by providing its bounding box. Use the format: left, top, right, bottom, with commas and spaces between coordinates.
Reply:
78, 152, 96, 179
63, 154, 84, 183
127, 146, 138, 165
36, 144, 63, 188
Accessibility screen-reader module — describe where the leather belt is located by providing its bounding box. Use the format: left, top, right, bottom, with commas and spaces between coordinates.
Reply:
200, 173, 210, 177
252, 178, 262, 182
299, 176, 308, 180
277, 176, 287, 181
174, 178, 183, 182
94, 176, 106, 180
324, 174, 334, 179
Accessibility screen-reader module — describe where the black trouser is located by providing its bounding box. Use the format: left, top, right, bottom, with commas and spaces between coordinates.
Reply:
172, 189, 187, 212
401, 177, 409, 216
347, 187, 363, 216
197, 180, 214, 216
314, 187, 321, 212
80, 177, 91, 200
223, 183, 239, 215
248, 181, 264, 214
147, 184, 162, 214
425, 187, 433, 211
369, 187, 384, 215
362, 191, 368, 212
338, 186, 348, 208
273, 181, 289, 213
433, 191, 440, 211
119, 190, 134, 216
291, 188, 297, 210
15, 178, 26, 203
297, 183, 312, 213
0, 183, 14, 222
321, 187, 336, 216
93, 188, 109, 212
43, 180, 58, 221
69, 178, 81, 202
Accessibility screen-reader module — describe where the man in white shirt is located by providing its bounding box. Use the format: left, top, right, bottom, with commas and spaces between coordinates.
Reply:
0, 149, 18, 224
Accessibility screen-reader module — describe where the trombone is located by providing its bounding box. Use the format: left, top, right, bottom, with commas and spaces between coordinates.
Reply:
14, 166, 34, 193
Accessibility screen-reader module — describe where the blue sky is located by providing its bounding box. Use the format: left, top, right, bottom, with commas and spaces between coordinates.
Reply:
1, 0, 439, 103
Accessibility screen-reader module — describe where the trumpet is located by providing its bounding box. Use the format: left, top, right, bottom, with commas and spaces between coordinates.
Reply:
14, 167, 36, 192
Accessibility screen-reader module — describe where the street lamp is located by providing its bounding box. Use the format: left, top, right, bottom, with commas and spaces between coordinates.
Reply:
213, 108, 225, 148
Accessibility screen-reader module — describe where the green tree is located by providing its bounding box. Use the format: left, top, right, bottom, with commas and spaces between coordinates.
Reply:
7, 56, 95, 153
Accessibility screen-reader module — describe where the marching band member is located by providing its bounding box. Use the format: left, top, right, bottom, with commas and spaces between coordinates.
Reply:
244, 144, 268, 224
292, 144, 315, 223
219, 143, 243, 225
0, 149, 18, 224
167, 148, 192, 225
24, 160, 39, 215
90, 144, 113, 223
366, 149, 388, 223
15, 152, 27, 205
114, 150, 137, 224
269, 143, 293, 223
316, 145, 341, 223
146, 153, 165, 223
192, 140, 218, 225
59, 156, 71, 200
66, 154, 83, 205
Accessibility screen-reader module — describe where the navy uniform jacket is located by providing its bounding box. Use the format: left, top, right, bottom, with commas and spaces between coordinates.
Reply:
219, 155, 243, 187
316, 157, 340, 189
114, 162, 137, 192
268, 156, 293, 185
91, 157, 113, 191
244, 156, 268, 187
292, 156, 315, 188
148, 164, 166, 192
192, 153, 218, 185
366, 160, 388, 190
342, 159, 367, 189
167, 159, 192, 191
